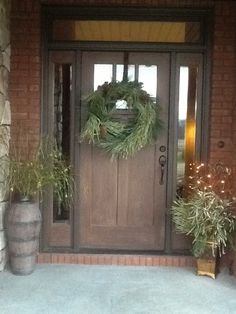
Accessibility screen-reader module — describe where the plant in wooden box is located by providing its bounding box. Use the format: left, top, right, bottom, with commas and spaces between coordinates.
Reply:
2, 139, 73, 275
172, 163, 236, 279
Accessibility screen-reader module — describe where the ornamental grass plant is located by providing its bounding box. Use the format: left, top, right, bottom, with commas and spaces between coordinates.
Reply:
2, 138, 73, 207
172, 190, 236, 258
172, 162, 236, 258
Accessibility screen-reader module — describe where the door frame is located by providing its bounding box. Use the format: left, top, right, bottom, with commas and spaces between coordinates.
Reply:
41, 6, 213, 254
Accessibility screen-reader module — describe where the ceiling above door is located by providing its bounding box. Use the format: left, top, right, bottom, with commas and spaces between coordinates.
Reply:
53, 20, 201, 43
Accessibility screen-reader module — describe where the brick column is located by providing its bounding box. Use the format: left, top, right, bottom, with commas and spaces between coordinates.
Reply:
0, 0, 11, 271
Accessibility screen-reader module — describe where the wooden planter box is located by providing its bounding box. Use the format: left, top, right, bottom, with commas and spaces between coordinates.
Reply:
197, 258, 217, 279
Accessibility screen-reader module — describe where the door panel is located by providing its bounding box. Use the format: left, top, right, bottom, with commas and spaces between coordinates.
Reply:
78, 52, 170, 250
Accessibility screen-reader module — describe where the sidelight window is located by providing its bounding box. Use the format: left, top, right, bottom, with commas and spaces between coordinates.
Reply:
176, 63, 200, 197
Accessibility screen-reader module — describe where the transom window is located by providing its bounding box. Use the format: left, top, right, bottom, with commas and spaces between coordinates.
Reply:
53, 20, 202, 43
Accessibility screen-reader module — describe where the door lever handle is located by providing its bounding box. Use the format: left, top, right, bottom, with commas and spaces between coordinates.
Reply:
159, 155, 166, 185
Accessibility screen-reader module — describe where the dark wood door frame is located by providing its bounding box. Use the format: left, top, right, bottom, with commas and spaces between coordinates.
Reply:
41, 6, 212, 254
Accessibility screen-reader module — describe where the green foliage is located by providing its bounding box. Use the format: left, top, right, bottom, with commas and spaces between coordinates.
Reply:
2, 139, 73, 207
80, 81, 163, 159
172, 191, 236, 257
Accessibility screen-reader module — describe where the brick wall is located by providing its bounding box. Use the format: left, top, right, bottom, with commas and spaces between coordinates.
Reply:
209, 2, 236, 166
208, 2, 236, 275
10, 0, 40, 158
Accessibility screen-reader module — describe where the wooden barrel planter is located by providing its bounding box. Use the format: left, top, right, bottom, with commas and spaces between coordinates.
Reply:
6, 201, 41, 275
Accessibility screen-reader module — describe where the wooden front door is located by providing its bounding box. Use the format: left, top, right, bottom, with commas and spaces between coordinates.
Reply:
77, 52, 170, 250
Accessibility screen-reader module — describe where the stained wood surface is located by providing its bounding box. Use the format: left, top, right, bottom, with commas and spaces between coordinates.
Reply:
78, 52, 169, 250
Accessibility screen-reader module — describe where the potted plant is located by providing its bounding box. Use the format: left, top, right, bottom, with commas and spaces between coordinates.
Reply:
172, 163, 236, 279
3, 139, 73, 275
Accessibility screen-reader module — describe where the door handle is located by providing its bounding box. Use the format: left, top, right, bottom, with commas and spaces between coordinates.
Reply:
159, 155, 167, 185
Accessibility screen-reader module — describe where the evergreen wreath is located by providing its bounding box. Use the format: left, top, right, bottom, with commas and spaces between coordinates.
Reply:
80, 81, 163, 159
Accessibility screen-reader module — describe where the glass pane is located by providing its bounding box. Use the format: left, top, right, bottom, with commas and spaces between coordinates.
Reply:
138, 65, 157, 98
116, 64, 135, 82
115, 64, 135, 109
115, 100, 128, 110
94, 64, 112, 90
177, 66, 198, 197
53, 20, 202, 43
53, 63, 72, 221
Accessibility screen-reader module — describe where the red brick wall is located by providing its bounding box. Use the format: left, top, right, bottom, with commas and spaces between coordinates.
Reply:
10, 0, 41, 158
210, 2, 236, 167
